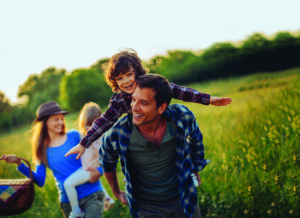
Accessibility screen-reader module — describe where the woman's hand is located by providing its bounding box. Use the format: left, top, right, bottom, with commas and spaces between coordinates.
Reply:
64, 144, 85, 159
1, 155, 21, 165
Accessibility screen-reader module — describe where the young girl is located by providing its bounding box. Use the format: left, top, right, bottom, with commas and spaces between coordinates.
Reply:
66, 49, 232, 185
1, 101, 104, 218
64, 102, 114, 218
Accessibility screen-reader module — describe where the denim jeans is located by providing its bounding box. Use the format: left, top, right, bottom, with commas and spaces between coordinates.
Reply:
139, 198, 201, 218
60, 191, 105, 218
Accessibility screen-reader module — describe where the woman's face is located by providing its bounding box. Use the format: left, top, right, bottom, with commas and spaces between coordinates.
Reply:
46, 114, 65, 135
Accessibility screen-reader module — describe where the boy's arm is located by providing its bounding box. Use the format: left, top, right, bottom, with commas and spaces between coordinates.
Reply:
65, 93, 132, 159
170, 82, 232, 106
80, 93, 132, 148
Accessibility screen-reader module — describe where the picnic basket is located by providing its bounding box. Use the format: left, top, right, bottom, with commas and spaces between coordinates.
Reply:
0, 157, 35, 216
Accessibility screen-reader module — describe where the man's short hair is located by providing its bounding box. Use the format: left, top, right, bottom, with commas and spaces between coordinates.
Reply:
135, 74, 173, 108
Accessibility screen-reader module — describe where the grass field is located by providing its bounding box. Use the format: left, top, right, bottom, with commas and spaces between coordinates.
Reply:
1, 68, 299, 218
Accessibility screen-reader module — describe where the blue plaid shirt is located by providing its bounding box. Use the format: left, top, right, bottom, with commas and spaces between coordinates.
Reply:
99, 104, 208, 218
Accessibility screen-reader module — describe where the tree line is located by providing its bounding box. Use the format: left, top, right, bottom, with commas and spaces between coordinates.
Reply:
1, 31, 300, 132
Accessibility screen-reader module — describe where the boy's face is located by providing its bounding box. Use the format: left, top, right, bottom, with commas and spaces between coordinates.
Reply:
115, 67, 136, 94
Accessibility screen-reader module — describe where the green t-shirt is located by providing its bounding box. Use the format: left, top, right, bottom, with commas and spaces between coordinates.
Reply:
127, 118, 179, 202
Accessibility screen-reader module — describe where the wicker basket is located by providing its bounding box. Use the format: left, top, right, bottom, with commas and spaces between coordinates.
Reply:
0, 157, 35, 216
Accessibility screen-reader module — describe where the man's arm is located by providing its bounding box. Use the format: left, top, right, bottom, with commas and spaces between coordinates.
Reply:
105, 170, 127, 204
188, 113, 208, 172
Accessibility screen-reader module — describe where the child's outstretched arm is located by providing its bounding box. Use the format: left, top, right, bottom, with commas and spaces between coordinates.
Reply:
65, 93, 132, 159
170, 82, 232, 106
209, 96, 232, 106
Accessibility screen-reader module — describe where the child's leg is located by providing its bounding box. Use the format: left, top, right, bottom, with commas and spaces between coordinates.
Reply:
101, 185, 110, 199
64, 168, 90, 214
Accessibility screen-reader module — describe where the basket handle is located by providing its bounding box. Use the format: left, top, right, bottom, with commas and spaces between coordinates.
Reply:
0, 156, 34, 181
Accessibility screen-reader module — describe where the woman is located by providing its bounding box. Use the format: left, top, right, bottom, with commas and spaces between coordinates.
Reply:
1, 101, 104, 218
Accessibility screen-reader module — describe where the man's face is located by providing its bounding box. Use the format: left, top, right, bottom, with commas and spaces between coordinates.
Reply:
131, 87, 162, 127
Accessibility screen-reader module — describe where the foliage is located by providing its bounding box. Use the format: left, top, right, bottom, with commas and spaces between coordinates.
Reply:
18, 67, 66, 111
0, 91, 13, 131
147, 31, 300, 84
59, 68, 112, 111
90, 57, 110, 73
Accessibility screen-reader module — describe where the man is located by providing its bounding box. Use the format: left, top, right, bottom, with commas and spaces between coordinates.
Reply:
99, 74, 208, 218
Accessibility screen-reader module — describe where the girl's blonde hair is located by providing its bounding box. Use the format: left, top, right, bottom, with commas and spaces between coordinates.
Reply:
78, 102, 102, 135
31, 116, 66, 165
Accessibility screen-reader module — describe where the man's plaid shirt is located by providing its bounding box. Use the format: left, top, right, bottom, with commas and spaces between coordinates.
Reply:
80, 83, 210, 148
99, 104, 208, 218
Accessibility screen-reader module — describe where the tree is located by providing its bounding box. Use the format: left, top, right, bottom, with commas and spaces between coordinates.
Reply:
90, 58, 110, 73
0, 91, 13, 131
59, 68, 112, 111
18, 67, 66, 111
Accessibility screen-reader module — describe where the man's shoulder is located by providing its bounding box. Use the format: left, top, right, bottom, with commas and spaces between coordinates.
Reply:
165, 104, 194, 119
103, 114, 132, 139
113, 113, 132, 127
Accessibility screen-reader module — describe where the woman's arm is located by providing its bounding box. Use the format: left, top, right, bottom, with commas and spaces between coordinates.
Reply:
18, 162, 46, 187
1, 155, 46, 187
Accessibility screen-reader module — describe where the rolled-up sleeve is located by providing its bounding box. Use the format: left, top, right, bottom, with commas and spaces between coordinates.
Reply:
187, 115, 208, 172
99, 130, 120, 172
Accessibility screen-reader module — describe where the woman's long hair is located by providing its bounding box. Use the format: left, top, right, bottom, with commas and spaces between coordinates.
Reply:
31, 116, 66, 165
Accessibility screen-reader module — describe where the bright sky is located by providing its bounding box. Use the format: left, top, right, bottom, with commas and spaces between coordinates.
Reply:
1, 0, 299, 103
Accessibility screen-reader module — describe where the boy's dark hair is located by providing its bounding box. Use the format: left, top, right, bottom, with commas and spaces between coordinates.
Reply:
105, 49, 147, 92
135, 74, 173, 108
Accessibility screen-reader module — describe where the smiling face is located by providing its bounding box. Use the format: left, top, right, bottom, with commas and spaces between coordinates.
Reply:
46, 114, 65, 135
131, 87, 166, 127
115, 67, 137, 94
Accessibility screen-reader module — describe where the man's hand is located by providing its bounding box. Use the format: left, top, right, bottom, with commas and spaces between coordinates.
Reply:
65, 144, 85, 159
210, 96, 232, 106
195, 172, 202, 186
86, 167, 101, 183
115, 191, 128, 204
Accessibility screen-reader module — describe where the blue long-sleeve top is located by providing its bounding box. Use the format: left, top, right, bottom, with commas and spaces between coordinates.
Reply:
17, 130, 103, 203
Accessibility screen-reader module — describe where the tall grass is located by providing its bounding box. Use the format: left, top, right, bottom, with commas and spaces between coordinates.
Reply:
0, 68, 299, 217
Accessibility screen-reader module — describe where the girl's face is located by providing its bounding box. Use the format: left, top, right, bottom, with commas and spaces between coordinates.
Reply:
46, 114, 65, 135
115, 67, 136, 94
84, 124, 90, 132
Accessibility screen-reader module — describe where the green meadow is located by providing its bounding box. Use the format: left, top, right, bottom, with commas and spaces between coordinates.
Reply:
0, 68, 299, 218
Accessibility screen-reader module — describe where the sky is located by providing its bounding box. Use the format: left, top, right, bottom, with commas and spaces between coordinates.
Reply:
1, 0, 299, 103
